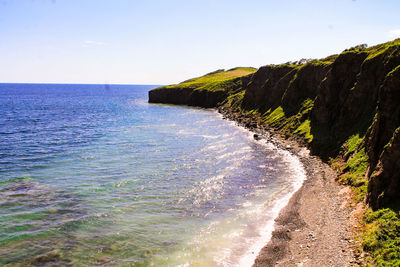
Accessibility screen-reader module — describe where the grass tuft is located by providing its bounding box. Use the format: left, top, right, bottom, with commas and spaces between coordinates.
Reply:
363, 208, 400, 266
294, 120, 313, 143
339, 148, 369, 201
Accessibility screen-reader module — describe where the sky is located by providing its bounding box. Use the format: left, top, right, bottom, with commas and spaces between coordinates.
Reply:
0, 0, 399, 85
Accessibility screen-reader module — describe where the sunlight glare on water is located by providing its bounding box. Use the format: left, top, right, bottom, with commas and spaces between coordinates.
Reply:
0, 83, 305, 266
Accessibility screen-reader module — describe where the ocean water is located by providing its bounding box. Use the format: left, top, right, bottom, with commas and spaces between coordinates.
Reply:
0, 83, 305, 266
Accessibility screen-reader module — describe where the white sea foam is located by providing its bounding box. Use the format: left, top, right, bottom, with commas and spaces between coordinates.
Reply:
152, 112, 307, 267
215, 147, 251, 160
215, 122, 307, 267
201, 134, 220, 139
200, 142, 228, 153
238, 147, 306, 267
239, 139, 307, 266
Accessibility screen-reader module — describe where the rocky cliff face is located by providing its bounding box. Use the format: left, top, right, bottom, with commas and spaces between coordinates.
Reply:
148, 39, 400, 210
241, 65, 295, 110
148, 86, 228, 108
366, 66, 400, 209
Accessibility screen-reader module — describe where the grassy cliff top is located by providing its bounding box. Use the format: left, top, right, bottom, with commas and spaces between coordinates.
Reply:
153, 39, 400, 94
342, 38, 400, 59
154, 67, 257, 92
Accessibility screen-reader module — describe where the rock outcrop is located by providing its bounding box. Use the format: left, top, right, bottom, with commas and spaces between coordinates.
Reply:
148, 86, 227, 108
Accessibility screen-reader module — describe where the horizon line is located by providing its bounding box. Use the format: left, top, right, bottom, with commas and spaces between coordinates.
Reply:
0, 82, 164, 86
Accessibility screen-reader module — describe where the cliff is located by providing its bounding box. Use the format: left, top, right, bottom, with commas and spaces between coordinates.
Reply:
149, 67, 256, 108
148, 39, 400, 265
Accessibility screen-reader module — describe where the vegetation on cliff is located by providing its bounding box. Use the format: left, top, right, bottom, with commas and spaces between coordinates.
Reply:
148, 39, 400, 265
148, 67, 256, 107
162, 67, 256, 92
363, 208, 400, 266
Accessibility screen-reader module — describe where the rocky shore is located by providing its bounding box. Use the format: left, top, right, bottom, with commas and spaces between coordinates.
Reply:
253, 136, 361, 267
220, 110, 364, 266
149, 39, 400, 265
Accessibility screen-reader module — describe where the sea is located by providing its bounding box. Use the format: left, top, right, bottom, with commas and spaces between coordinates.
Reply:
0, 83, 306, 266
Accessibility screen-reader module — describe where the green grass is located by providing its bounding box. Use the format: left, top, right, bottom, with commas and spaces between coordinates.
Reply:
345, 134, 364, 156
307, 57, 338, 66
259, 98, 315, 140
339, 148, 369, 201
294, 120, 313, 143
223, 90, 246, 111
337, 130, 400, 266
263, 106, 285, 126
364, 38, 400, 61
363, 208, 400, 266
386, 64, 400, 77
157, 67, 257, 92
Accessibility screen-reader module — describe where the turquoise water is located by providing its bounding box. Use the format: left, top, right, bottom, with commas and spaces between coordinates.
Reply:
0, 84, 305, 266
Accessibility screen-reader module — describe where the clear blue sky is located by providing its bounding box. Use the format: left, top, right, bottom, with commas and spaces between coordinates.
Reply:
1, 0, 399, 84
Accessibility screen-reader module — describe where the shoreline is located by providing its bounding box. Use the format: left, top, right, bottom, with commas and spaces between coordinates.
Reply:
254, 134, 361, 266
219, 111, 363, 266
149, 39, 400, 265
